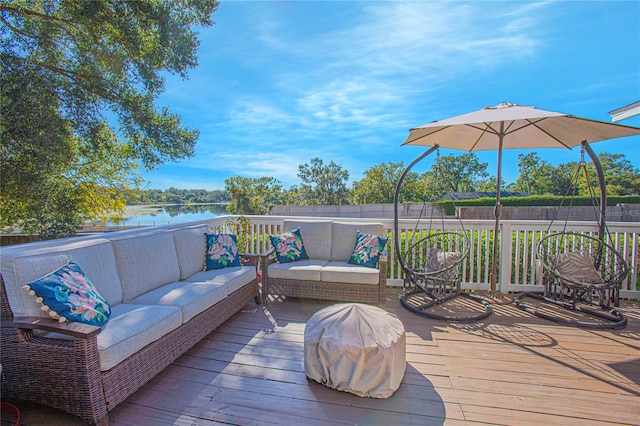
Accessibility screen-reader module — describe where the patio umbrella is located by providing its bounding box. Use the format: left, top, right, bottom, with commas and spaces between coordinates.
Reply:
402, 102, 640, 290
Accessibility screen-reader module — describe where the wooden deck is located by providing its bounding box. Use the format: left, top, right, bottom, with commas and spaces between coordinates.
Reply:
5, 289, 640, 425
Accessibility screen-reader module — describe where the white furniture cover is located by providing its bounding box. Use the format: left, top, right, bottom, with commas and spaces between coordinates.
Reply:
304, 303, 406, 398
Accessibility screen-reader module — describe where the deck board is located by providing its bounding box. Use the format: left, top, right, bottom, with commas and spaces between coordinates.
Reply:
5, 289, 640, 425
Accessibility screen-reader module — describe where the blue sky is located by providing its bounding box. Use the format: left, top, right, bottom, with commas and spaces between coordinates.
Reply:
145, 1, 640, 191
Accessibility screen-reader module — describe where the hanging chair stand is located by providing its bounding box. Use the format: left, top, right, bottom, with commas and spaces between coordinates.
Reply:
399, 231, 492, 321
514, 141, 628, 329
395, 146, 492, 322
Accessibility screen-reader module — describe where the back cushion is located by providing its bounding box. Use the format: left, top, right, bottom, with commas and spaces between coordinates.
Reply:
331, 222, 385, 261
171, 224, 209, 280
282, 220, 332, 260
110, 230, 181, 302
0, 238, 123, 317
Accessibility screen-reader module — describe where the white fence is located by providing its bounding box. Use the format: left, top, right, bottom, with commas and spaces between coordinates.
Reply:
177, 215, 640, 299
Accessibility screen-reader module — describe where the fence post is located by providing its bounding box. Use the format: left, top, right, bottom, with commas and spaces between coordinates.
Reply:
498, 221, 513, 293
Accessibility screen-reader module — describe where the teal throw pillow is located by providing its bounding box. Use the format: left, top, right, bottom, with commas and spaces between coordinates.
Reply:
21, 260, 111, 326
205, 233, 242, 270
348, 232, 388, 268
269, 228, 309, 263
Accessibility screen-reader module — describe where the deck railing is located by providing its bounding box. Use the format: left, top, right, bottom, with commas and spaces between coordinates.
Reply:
172, 215, 640, 299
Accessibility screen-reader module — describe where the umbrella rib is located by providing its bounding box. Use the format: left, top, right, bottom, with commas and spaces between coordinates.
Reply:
504, 118, 573, 149
467, 124, 492, 151
402, 126, 449, 145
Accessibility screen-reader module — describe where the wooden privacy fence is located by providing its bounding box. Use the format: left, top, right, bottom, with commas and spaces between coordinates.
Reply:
179, 215, 640, 299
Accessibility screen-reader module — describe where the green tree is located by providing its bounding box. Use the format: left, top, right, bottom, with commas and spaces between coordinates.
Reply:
423, 153, 488, 199
279, 186, 304, 205
598, 153, 640, 195
298, 158, 350, 205
552, 153, 639, 198
350, 162, 420, 204
549, 163, 577, 196
225, 176, 282, 215
477, 176, 508, 193
1, 0, 218, 236
513, 153, 554, 194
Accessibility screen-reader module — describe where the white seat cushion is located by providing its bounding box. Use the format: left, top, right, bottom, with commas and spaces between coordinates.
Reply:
130, 280, 227, 323
267, 259, 328, 281
185, 265, 257, 294
97, 303, 182, 371
321, 261, 381, 285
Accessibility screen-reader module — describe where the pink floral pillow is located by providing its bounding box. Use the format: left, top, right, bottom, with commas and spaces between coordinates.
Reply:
22, 260, 111, 326
205, 233, 241, 270
269, 228, 309, 263
348, 232, 388, 268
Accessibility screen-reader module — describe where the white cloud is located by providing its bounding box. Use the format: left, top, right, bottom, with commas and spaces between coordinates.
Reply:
149, 0, 637, 191
238, 1, 550, 140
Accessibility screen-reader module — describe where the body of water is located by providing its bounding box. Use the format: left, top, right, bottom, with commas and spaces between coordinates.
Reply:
116, 204, 228, 226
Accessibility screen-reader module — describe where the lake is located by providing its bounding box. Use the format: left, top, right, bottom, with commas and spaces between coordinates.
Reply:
117, 204, 229, 226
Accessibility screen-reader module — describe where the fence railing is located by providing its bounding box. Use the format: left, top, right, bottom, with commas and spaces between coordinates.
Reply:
175, 215, 640, 299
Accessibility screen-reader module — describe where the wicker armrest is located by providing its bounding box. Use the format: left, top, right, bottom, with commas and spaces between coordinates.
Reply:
3, 316, 101, 339
260, 247, 275, 257
260, 248, 276, 265
240, 253, 259, 267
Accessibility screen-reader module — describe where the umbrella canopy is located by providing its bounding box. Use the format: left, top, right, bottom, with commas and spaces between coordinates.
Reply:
402, 102, 640, 291
403, 102, 640, 150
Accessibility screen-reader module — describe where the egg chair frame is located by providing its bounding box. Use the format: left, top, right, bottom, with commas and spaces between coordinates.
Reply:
514, 141, 628, 329
395, 146, 492, 322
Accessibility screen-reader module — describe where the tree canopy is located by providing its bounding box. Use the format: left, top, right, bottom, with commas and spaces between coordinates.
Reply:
224, 176, 282, 215
1, 0, 218, 236
298, 158, 350, 205
350, 161, 421, 204
420, 153, 489, 199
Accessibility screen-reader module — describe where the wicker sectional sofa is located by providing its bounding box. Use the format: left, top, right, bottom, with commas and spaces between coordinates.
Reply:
261, 220, 388, 305
0, 223, 260, 425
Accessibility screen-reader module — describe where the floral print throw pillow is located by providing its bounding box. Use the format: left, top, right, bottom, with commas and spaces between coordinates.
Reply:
269, 228, 309, 263
205, 233, 242, 270
21, 260, 111, 326
348, 232, 388, 268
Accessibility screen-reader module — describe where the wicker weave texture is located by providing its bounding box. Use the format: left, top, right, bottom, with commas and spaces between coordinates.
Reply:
262, 256, 387, 305
1, 271, 259, 424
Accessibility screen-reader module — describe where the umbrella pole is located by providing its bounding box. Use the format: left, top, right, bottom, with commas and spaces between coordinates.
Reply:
581, 141, 607, 241
490, 128, 505, 291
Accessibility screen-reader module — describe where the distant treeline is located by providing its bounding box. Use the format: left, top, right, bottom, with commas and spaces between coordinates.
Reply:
127, 188, 230, 205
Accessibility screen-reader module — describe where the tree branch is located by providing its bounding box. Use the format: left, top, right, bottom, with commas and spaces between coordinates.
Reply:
1, 5, 78, 26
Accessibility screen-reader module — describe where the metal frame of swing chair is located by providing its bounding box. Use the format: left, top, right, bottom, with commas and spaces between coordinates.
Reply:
514, 141, 628, 329
395, 146, 492, 322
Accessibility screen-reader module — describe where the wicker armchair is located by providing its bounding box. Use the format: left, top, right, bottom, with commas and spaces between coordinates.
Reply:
260, 220, 388, 305
261, 250, 387, 305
